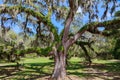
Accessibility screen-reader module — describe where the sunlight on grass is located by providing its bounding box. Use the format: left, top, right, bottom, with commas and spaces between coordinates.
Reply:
20, 57, 53, 64
0, 57, 54, 80
0, 57, 120, 80
69, 57, 84, 62
93, 59, 119, 64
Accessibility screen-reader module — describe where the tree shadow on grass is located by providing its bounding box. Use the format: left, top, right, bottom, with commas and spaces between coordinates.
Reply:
67, 61, 120, 80
67, 62, 84, 70
67, 62, 92, 78
1, 60, 120, 80
91, 61, 120, 80
0, 62, 54, 80
91, 61, 120, 72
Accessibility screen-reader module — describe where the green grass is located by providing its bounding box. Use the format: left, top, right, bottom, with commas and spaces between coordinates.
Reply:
20, 57, 53, 63
0, 57, 120, 80
0, 57, 54, 80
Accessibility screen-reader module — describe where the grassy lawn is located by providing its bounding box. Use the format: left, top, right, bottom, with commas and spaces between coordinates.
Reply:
0, 57, 120, 80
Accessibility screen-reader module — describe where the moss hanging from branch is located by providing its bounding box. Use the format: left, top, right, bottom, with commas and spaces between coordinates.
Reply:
78, 18, 120, 36
0, 5, 59, 41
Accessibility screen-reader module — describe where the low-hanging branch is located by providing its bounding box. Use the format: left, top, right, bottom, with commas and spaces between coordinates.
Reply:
83, 18, 120, 34
1, 5, 120, 49
0, 5, 59, 41
66, 18, 120, 48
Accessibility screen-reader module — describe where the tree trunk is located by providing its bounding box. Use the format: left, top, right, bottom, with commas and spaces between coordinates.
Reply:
49, 1, 78, 79
80, 45, 92, 66
50, 50, 66, 80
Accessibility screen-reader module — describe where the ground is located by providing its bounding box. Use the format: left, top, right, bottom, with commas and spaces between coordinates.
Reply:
0, 57, 120, 80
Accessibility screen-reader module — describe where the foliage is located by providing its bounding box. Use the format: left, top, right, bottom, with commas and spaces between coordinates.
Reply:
114, 11, 120, 17
112, 38, 120, 59
0, 0, 120, 79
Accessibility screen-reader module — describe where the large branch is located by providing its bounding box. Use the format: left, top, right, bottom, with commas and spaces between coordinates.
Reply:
62, 0, 78, 44
66, 18, 120, 48
87, 18, 120, 32
0, 5, 59, 41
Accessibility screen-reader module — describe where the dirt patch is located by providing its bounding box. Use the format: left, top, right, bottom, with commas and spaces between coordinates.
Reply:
36, 74, 120, 80
36, 75, 83, 80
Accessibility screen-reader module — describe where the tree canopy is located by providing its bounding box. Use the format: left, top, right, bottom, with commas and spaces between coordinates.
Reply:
0, 0, 120, 80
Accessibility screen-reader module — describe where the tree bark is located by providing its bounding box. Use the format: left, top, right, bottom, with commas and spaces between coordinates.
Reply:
50, 50, 66, 80
50, 1, 78, 79
80, 45, 92, 66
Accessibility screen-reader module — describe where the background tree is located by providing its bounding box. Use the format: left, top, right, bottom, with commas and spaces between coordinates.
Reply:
110, 10, 120, 59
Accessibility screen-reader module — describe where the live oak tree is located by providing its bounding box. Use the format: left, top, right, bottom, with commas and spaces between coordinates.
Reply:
110, 10, 120, 59
0, 0, 120, 80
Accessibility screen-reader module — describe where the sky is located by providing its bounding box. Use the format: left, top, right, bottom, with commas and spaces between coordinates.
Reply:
51, 1, 120, 32
0, 1, 120, 33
